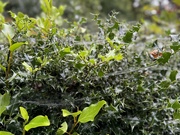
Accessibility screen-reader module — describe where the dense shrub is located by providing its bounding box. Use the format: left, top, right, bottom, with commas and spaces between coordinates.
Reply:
0, 0, 180, 135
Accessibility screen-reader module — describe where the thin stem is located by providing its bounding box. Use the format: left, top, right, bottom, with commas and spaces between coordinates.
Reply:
22, 129, 26, 135
68, 121, 79, 135
5, 51, 13, 88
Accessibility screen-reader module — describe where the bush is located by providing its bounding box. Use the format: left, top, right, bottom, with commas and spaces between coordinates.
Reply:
0, 0, 180, 135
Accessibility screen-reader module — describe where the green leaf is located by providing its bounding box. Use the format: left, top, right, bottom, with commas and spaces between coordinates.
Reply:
137, 85, 144, 92
159, 80, 171, 89
79, 50, 89, 58
62, 109, 81, 118
157, 52, 171, 64
0, 1, 7, 13
58, 5, 66, 16
40, 0, 52, 14
108, 33, 115, 40
107, 22, 119, 33
123, 31, 133, 43
169, 70, 178, 82
0, 64, 6, 72
173, 110, 180, 120
20, 107, 29, 122
60, 47, 71, 57
56, 122, 68, 135
89, 59, 96, 65
172, 100, 180, 109
22, 62, 33, 72
2, 24, 15, 39
98, 70, 104, 77
75, 62, 85, 69
0, 92, 10, 116
0, 131, 14, 135
78, 100, 106, 123
170, 42, 180, 53
24, 115, 50, 131
9, 42, 28, 52
114, 53, 123, 61
62, 109, 71, 117
132, 23, 141, 32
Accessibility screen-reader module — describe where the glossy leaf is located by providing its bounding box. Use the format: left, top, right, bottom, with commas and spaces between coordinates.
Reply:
78, 100, 106, 123
108, 32, 115, 40
62, 109, 81, 118
56, 122, 68, 135
0, 93, 10, 116
9, 42, 28, 52
0, 131, 14, 135
169, 70, 178, 82
24, 115, 50, 131
20, 107, 29, 122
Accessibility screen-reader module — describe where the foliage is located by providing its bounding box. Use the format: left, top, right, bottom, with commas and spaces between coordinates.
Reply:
0, 0, 180, 135
57, 100, 106, 135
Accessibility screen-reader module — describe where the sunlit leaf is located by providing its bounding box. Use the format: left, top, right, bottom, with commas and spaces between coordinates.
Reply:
40, 0, 52, 14
58, 5, 66, 16
114, 53, 123, 61
79, 50, 89, 58
9, 42, 28, 52
78, 100, 106, 123
0, 131, 14, 135
62, 109, 81, 118
22, 62, 33, 72
62, 109, 71, 117
20, 107, 29, 122
89, 59, 96, 65
2, 24, 15, 39
60, 47, 71, 57
24, 115, 50, 131
56, 122, 68, 135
